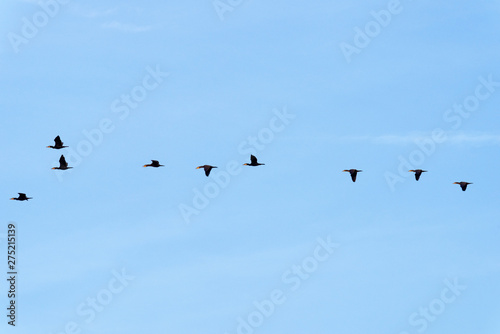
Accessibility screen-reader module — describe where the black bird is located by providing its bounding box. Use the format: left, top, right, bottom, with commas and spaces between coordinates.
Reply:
453, 181, 472, 191
409, 169, 427, 181
196, 165, 217, 176
143, 160, 164, 168
52, 155, 72, 170
47, 136, 68, 149
343, 169, 362, 182
243, 155, 265, 166
10, 193, 32, 201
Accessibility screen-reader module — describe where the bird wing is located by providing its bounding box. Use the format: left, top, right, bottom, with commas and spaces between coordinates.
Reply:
250, 155, 258, 165
151, 160, 159, 165
461, 183, 467, 191
415, 170, 421, 181
59, 155, 68, 167
18, 193, 27, 200
351, 170, 357, 182
204, 166, 212, 176
54, 136, 63, 147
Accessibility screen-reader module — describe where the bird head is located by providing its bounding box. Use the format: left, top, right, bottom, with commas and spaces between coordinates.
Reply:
9, 198, 15, 200
143, 165, 148, 167
243, 163, 249, 166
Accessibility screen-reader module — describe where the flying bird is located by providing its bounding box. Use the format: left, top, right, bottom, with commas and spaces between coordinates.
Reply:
243, 155, 265, 166
343, 169, 362, 182
143, 160, 164, 168
409, 169, 427, 181
47, 136, 68, 149
10, 193, 32, 201
453, 181, 472, 191
196, 165, 217, 176
52, 155, 72, 170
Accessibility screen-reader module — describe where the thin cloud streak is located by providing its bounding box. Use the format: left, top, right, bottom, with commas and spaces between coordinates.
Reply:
338, 133, 500, 145
102, 21, 153, 33
81, 8, 118, 18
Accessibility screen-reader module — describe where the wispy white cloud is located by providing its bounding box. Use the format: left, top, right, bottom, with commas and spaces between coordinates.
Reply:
67, 5, 154, 32
80, 7, 118, 18
102, 21, 153, 33
444, 133, 500, 144
338, 132, 500, 145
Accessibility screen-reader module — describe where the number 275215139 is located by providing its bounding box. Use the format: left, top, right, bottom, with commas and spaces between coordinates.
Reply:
7, 224, 16, 271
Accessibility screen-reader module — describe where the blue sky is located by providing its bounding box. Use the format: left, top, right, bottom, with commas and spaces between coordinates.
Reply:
1, 0, 500, 333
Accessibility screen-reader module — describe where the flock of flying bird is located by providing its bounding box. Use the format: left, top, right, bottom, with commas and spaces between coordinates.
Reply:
9, 135, 473, 201
340, 168, 472, 191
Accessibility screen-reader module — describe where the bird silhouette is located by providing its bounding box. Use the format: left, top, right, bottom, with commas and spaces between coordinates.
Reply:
453, 181, 472, 191
196, 165, 217, 176
47, 136, 68, 149
143, 160, 164, 168
409, 169, 427, 181
52, 155, 72, 170
343, 169, 362, 182
10, 193, 32, 201
243, 155, 265, 166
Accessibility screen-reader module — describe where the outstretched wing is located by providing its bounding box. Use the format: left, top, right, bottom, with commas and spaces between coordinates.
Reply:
18, 193, 27, 200
461, 183, 467, 191
54, 136, 63, 147
350, 170, 357, 182
250, 155, 258, 165
415, 170, 421, 181
59, 155, 68, 168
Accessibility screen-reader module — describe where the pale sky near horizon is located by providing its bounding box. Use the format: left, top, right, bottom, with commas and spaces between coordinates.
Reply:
1, 1, 500, 333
